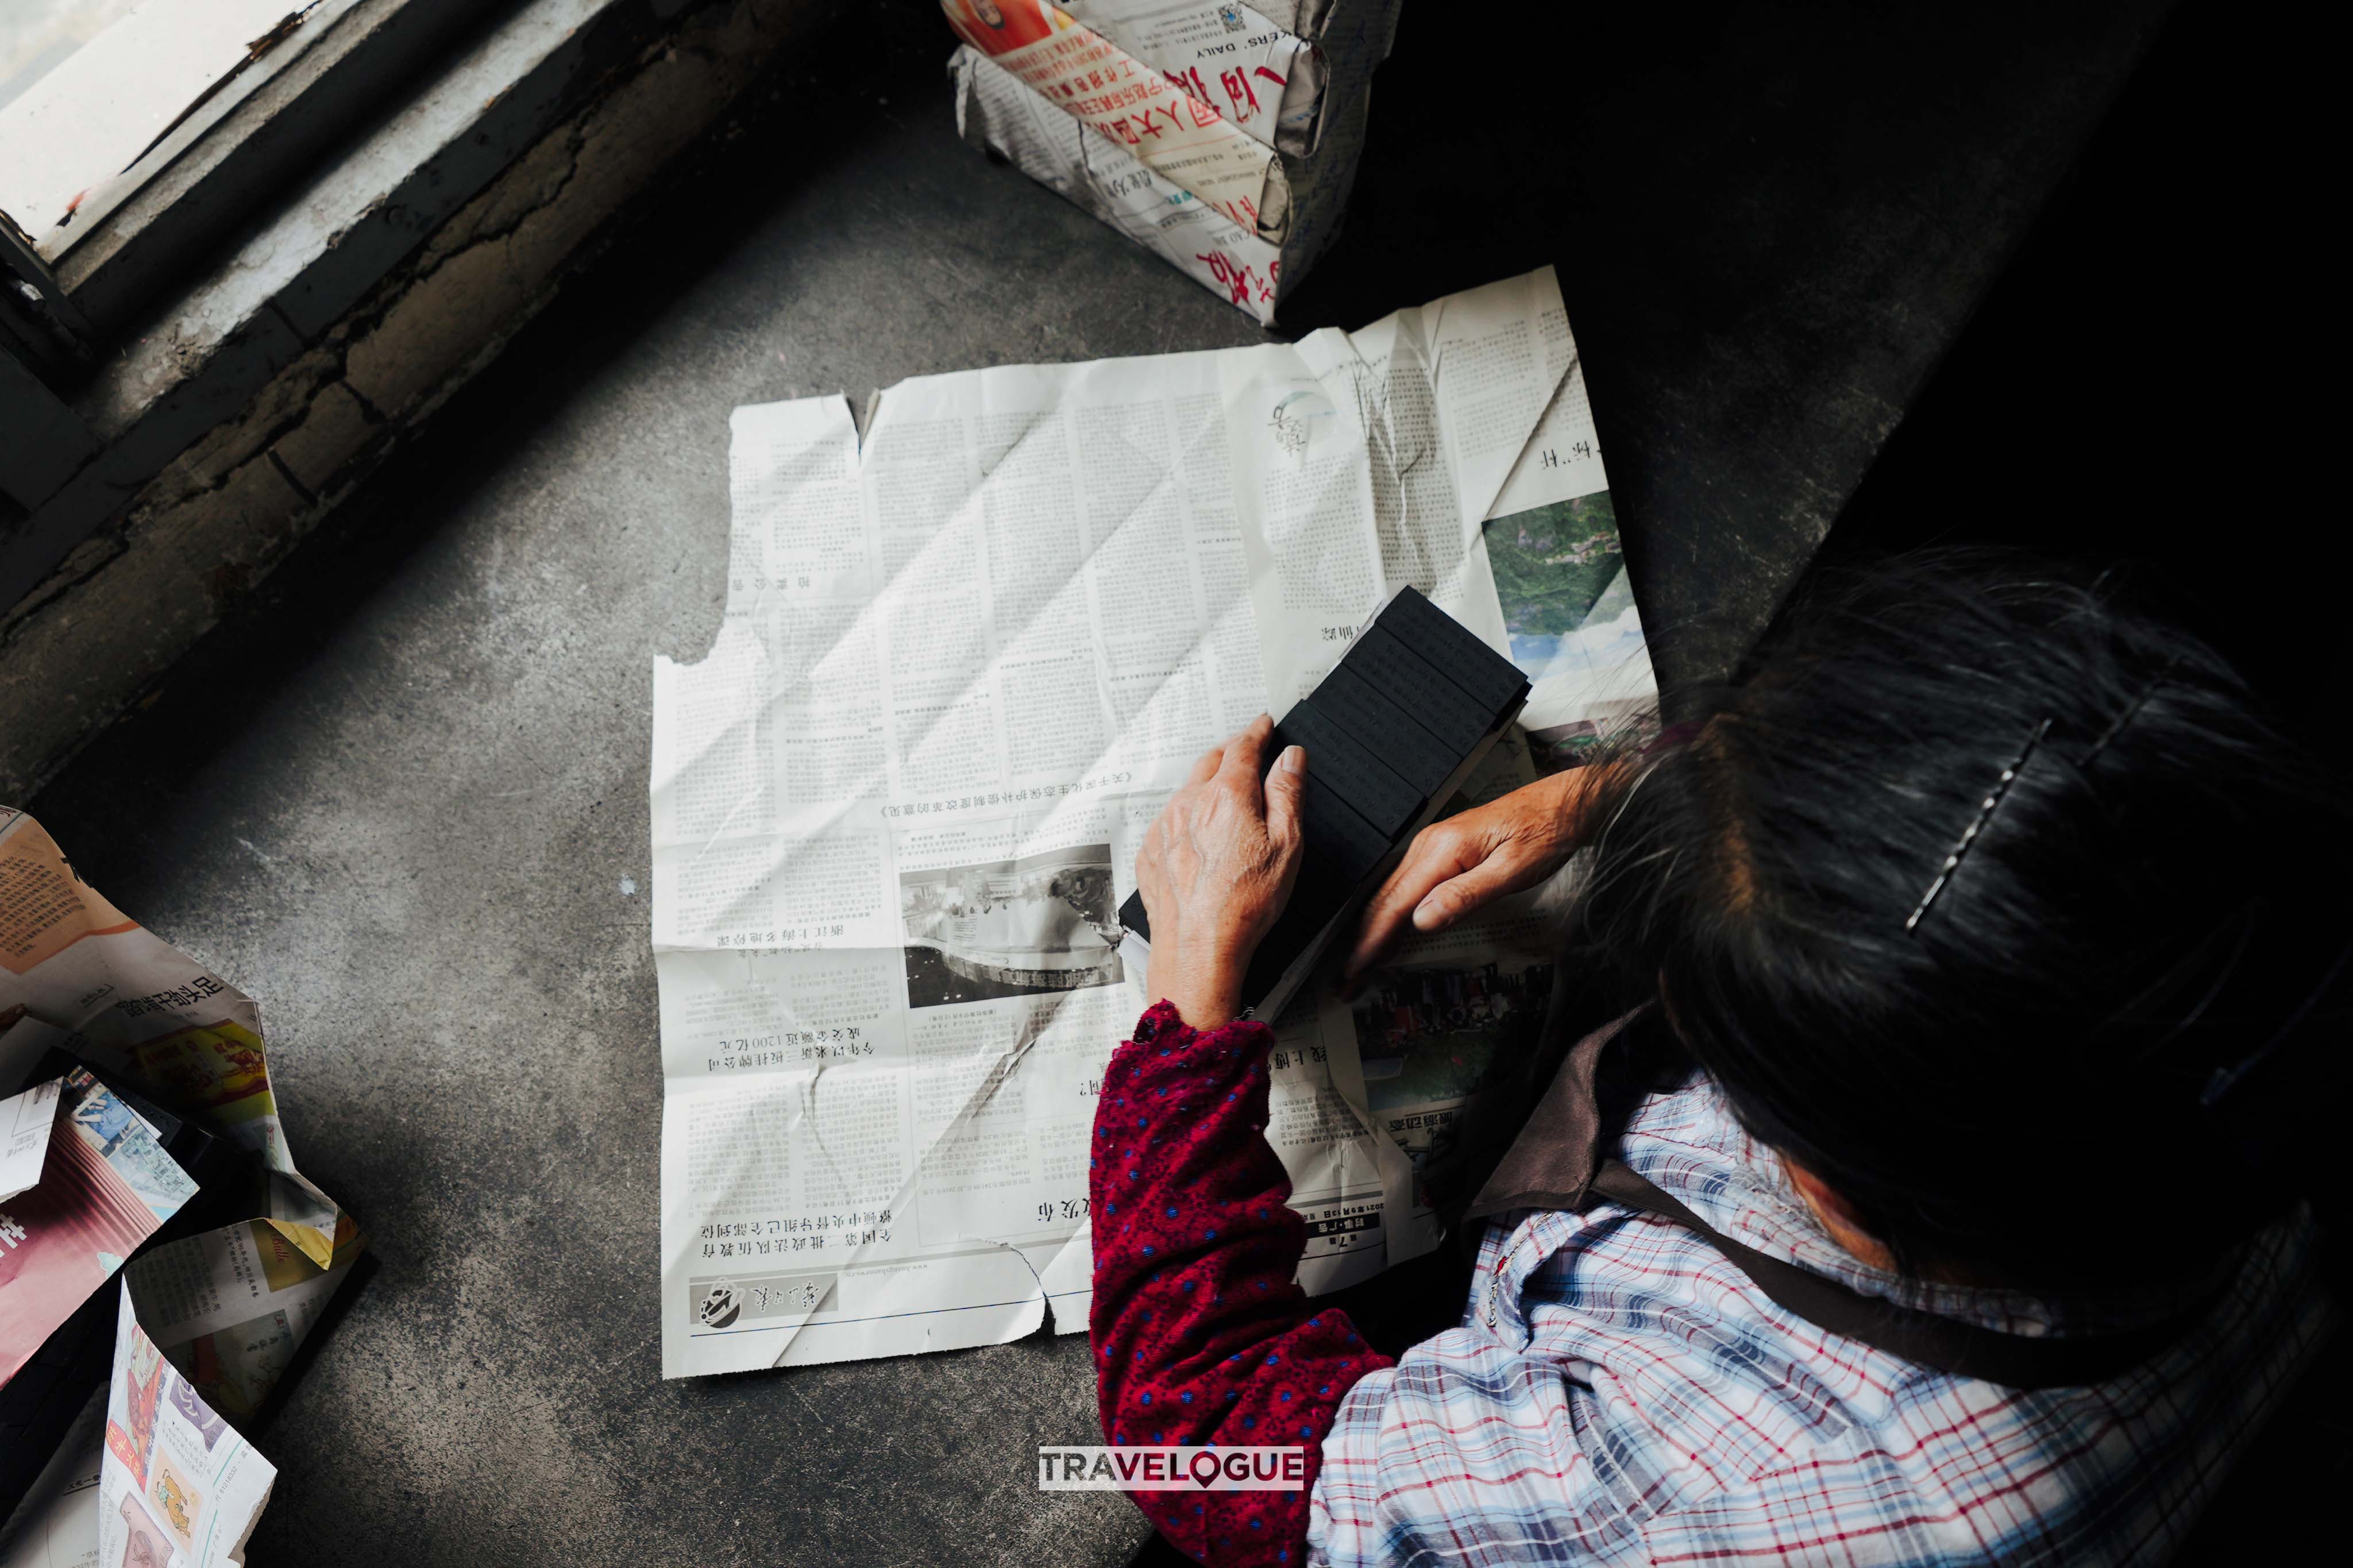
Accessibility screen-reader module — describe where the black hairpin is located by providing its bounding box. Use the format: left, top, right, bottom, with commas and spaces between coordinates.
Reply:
1907, 718, 2051, 933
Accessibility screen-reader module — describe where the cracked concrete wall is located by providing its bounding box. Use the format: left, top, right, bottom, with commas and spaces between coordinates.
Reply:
1, 0, 837, 799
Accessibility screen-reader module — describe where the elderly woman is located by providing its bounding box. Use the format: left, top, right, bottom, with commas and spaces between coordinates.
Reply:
1089, 554, 2340, 1567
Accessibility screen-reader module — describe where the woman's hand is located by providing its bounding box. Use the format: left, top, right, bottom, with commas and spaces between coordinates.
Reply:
1135, 716, 1305, 1028
1340, 762, 1618, 991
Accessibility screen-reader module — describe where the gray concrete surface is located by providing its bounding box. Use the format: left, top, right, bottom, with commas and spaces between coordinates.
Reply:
23, 2, 2169, 1563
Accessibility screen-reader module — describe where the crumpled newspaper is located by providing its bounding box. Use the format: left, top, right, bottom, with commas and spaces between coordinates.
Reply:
1, 807, 364, 1564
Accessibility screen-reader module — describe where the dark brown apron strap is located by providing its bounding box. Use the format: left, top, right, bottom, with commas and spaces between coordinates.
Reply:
1460, 1009, 1636, 1216
1584, 1160, 2197, 1390
1461, 1009, 2201, 1389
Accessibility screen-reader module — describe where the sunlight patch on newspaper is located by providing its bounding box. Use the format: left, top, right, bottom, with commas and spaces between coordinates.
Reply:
649, 265, 1657, 1376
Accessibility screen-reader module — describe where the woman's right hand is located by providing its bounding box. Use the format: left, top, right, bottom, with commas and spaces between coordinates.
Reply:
1340, 762, 1618, 991
1134, 716, 1306, 1028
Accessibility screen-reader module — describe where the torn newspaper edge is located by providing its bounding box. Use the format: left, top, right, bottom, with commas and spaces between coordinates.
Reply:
949, 0, 1405, 324
651, 264, 1656, 1376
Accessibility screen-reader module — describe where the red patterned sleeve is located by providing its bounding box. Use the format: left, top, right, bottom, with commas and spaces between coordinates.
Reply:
1089, 1000, 1394, 1567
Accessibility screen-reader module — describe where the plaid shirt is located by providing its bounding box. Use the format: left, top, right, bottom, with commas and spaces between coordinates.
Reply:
1310, 1077, 2335, 1566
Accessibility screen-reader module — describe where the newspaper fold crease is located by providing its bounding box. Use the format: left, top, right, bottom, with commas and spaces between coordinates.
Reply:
653, 265, 1653, 1376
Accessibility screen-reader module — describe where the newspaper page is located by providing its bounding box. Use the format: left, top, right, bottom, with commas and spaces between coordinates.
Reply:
0, 1075, 60, 1202
0, 811, 345, 1271
1178, 262, 1645, 1259
941, 0, 1290, 240
1059, 0, 1328, 155
1, 807, 367, 1558
0, 1388, 102, 1568
97, 1291, 273, 1568
124, 1213, 368, 1426
1, 1072, 198, 1389
950, 0, 1404, 323
652, 264, 1652, 1376
1298, 269, 1650, 1253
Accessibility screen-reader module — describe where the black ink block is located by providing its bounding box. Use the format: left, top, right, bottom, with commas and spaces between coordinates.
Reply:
1118, 588, 1530, 1022
1273, 702, 1424, 840
1372, 588, 1530, 715
1295, 770, 1393, 887
1298, 665, 1457, 798
1341, 624, 1495, 756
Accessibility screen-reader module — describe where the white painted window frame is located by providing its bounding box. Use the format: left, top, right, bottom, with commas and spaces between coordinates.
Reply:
0, 0, 514, 508
0, 2, 373, 268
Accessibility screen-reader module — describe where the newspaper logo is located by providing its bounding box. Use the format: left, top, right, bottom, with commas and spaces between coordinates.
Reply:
1039, 1446, 1307, 1491
689, 1272, 831, 1333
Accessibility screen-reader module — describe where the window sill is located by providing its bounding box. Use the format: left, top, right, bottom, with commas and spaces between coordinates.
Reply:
1, 0, 838, 795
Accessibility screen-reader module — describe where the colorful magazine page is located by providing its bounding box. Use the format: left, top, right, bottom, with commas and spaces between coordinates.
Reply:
99, 1291, 273, 1568
1, 1073, 196, 1388
0, 809, 346, 1272
125, 1211, 368, 1424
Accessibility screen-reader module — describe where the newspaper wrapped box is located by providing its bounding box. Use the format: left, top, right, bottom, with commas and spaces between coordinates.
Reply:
945, 0, 1406, 324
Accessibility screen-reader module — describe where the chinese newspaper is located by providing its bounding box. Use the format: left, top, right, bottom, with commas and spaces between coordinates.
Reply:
1, 809, 364, 1557
948, 0, 1407, 322
651, 265, 1654, 1376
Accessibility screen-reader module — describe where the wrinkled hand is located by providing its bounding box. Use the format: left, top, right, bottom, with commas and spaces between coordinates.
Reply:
1136, 716, 1305, 1028
1341, 762, 1618, 991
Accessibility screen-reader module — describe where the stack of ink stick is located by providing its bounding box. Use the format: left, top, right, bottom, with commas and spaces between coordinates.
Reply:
1120, 586, 1531, 1019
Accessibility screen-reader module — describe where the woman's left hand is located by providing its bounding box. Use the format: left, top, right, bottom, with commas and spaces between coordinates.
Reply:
1133, 715, 1305, 1028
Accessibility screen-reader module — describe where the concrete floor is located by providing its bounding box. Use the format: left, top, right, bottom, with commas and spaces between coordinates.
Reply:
24, 3, 2167, 1563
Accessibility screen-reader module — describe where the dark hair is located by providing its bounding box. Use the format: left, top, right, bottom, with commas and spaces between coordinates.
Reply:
1568, 550, 2346, 1288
